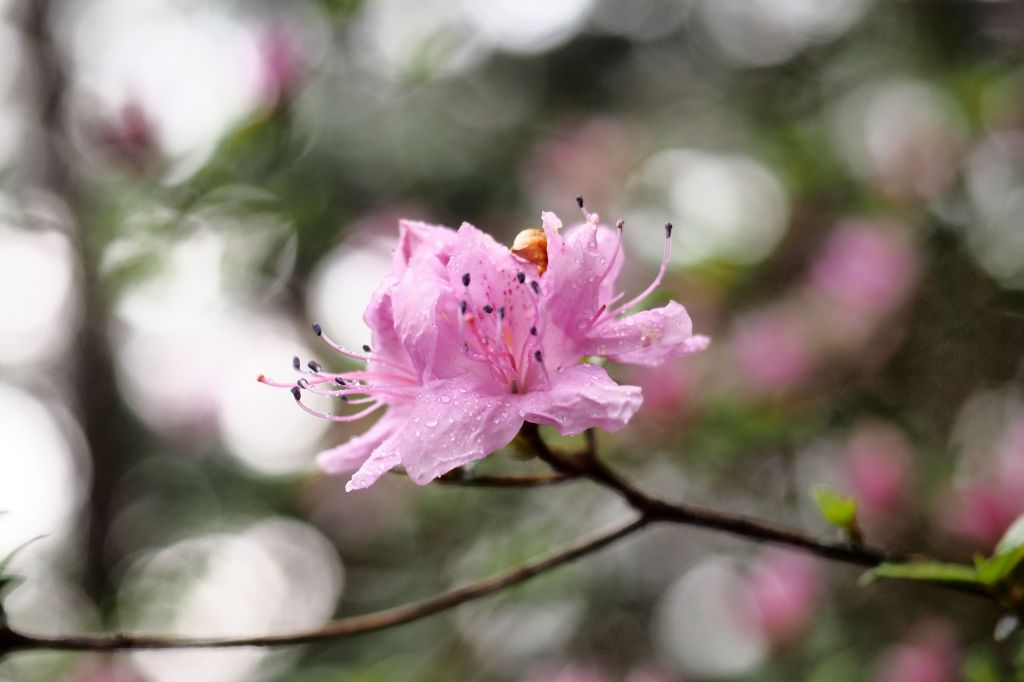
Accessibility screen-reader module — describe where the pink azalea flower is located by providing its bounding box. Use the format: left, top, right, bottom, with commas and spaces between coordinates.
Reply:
262, 203, 708, 490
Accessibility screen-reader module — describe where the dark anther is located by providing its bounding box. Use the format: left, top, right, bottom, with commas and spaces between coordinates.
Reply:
575, 195, 584, 209
534, 350, 543, 362
297, 378, 309, 389
292, 356, 301, 370
307, 360, 322, 373
340, 395, 349, 402
290, 386, 301, 401
498, 306, 505, 319
530, 326, 537, 336
516, 271, 526, 284
462, 272, 471, 286
483, 304, 494, 314
664, 222, 673, 238
312, 323, 323, 336
616, 219, 624, 230
335, 376, 346, 385
530, 281, 540, 294
362, 344, 372, 353
460, 300, 467, 314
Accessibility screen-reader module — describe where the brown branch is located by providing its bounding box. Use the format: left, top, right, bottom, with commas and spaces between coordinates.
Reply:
1, 427, 990, 658
1, 517, 646, 654
519, 425, 940, 570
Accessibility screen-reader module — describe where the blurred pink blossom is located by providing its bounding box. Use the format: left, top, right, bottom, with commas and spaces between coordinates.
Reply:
523, 666, 609, 682
873, 621, 958, 682
522, 118, 637, 210
730, 306, 816, 396
740, 548, 822, 647
263, 206, 708, 490
844, 423, 914, 524
256, 23, 306, 107
947, 416, 1024, 549
808, 221, 920, 326
94, 100, 160, 173
625, 361, 698, 421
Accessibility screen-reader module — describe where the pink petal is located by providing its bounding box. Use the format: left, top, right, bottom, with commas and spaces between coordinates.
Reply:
392, 219, 459, 274
317, 406, 409, 475
523, 362, 642, 435
390, 253, 464, 380
362, 279, 411, 370
543, 217, 608, 336
345, 436, 402, 492
589, 301, 709, 367
398, 375, 525, 485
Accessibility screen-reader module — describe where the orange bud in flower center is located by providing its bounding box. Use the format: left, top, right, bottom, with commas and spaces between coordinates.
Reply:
511, 228, 548, 275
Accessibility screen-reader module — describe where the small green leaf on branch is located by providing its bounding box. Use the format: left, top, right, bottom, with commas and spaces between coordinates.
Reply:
811, 486, 861, 542
860, 561, 983, 588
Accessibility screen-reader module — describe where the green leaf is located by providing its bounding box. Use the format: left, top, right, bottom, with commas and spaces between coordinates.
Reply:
860, 561, 983, 588
975, 546, 1024, 587
0, 535, 44, 620
812, 486, 859, 529
996, 514, 1024, 556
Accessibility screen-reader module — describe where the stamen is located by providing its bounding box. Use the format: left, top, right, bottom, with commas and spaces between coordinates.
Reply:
530, 281, 540, 294
294, 399, 386, 423
612, 221, 673, 317
576, 195, 598, 225
516, 271, 525, 284
483, 304, 493, 314
335, 376, 346, 385
462, 272, 471, 286
529, 326, 537, 335
307, 360, 321, 373
312, 323, 323, 337
498, 306, 505, 319
314, 326, 413, 376
460, 300, 467, 314
534, 350, 543, 362
292, 356, 301, 371
362, 344, 372, 352
595, 218, 624, 289
290, 386, 301, 401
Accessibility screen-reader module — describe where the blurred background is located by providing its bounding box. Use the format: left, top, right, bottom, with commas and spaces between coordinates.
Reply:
1, 0, 1023, 680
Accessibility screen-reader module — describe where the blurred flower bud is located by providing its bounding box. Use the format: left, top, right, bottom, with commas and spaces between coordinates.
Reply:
522, 665, 609, 682
844, 422, 914, 533
740, 549, 822, 649
730, 305, 817, 397
807, 221, 920, 344
946, 415, 1024, 550
872, 621, 958, 682
256, 23, 306, 109
93, 100, 161, 174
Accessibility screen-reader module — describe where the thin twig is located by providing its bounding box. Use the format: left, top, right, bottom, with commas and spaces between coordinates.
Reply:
1, 427, 991, 657
1, 517, 647, 653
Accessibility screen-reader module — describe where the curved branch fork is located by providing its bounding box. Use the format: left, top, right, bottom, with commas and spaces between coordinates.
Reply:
0, 425, 986, 657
